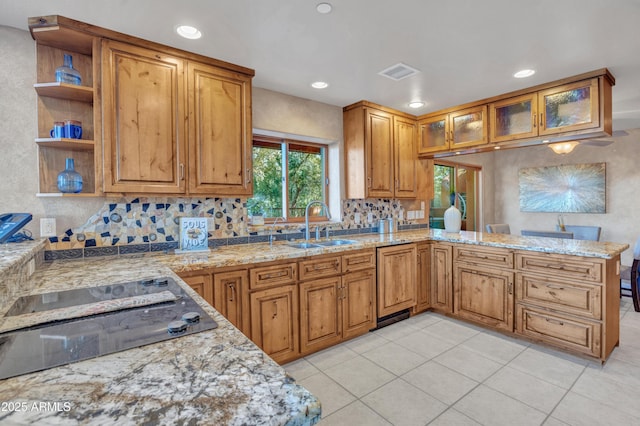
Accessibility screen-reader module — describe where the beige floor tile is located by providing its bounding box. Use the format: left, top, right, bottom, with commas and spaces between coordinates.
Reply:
403, 311, 444, 329
402, 360, 478, 405
373, 320, 421, 341
460, 331, 528, 364
305, 343, 359, 371
507, 347, 586, 389
362, 341, 427, 375
297, 372, 356, 417
324, 355, 395, 398
422, 319, 480, 345
395, 329, 456, 360
484, 366, 566, 413
283, 358, 320, 381
542, 417, 570, 426
319, 400, 391, 426
429, 408, 481, 426
361, 378, 447, 426
582, 356, 640, 388
551, 391, 640, 425
344, 332, 389, 354
454, 385, 547, 426
571, 365, 640, 418
433, 346, 503, 382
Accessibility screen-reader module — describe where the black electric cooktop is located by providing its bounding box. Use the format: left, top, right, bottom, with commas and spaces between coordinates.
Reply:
0, 277, 217, 380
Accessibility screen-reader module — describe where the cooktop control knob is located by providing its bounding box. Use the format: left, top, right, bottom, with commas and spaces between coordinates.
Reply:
155, 279, 169, 287
182, 312, 200, 323
167, 320, 188, 334
140, 279, 155, 287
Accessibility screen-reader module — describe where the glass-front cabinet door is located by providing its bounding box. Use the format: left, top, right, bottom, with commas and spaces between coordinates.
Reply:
417, 114, 449, 154
450, 105, 488, 149
538, 78, 599, 136
489, 93, 537, 143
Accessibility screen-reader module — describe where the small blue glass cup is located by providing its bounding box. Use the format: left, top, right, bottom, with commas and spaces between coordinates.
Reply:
64, 120, 82, 139
50, 121, 64, 138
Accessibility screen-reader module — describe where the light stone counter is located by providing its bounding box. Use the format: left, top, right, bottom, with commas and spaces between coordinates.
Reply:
160, 229, 629, 274
0, 257, 321, 426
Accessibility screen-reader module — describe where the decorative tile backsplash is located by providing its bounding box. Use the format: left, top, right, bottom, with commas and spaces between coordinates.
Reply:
44, 197, 424, 259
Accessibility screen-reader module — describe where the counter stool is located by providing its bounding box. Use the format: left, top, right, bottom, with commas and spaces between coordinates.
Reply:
620, 236, 640, 312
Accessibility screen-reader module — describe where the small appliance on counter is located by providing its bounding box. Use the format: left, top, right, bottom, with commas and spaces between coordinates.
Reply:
0, 213, 32, 243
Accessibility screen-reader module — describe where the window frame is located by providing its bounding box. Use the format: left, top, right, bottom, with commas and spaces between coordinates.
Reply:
251, 135, 329, 223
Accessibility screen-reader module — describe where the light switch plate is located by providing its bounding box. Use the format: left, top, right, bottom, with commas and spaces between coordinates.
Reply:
40, 218, 56, 237
367, 212, 373, 223
354, 212, 361, 224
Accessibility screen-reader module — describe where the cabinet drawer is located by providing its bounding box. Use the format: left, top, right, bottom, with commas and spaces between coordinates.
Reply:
515, 252, 603, 283
454, 245, 513, 268
342, 250, 376, 273
299, 255, 341, 281
516, 273, 601, 320
515, 304, 601, 358
249, 262, 297, 290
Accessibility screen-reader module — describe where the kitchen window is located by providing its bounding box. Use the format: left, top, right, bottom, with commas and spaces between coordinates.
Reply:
248, 136, 329, 222
430, 161, 481, 231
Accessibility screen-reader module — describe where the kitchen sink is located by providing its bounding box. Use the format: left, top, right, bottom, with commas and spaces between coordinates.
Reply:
314, 239, 357, 246
287, 239, 357, 249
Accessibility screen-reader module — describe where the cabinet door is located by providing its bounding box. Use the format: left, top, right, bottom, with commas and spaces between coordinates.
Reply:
342, 269, 376, 339
377, 244, 417, 317
417, 114, 449, 154
538, 78, 599, 136
299, 277, 342, 355
214, 269, 250, 335
431, 244, 452, 313
414, 243, 431, 313
250, 285, 299, 364
454, 264, 514, 331
181, 273, 214, 307
450, 105, 488, 149
187, 61, 252, 195
489, 93, 538, 143
366, 109, 395, 198
102, 40, 186, 193
393, 116, 417, 198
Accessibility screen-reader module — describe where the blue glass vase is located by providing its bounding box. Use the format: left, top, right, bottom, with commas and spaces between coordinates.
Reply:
57, 158, 83, 193
55, 54, 82, 85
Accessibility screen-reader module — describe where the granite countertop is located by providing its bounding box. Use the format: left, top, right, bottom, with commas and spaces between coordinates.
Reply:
160, 229, 629, 274
0, 239, 44, 275
0, 257, 321, 426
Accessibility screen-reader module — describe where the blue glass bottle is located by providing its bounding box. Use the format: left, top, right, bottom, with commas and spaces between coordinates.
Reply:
57, 158, 83, 193
55, 54, 82, 85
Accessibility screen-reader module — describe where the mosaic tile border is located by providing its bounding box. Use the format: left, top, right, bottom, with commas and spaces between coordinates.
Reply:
43, 197, 427, 260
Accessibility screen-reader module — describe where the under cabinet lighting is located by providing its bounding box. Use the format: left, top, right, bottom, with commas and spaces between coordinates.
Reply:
549, 141, 579, 154
514, 69, 535, 78
176, 25, 202, 39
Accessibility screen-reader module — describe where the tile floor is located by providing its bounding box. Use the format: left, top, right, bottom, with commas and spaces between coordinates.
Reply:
284, 297, 640, 426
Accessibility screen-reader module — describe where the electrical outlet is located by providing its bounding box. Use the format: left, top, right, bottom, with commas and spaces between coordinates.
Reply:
407, 211, 415, 220
354, 212, 361, 224
420, 201, 425, 211
40, 218, 56, 237
399, 210, 404, 220
367, 212, 373, 223
418, 211, 425, 219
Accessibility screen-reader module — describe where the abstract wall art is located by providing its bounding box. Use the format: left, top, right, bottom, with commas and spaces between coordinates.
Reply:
519, 163, 606, 213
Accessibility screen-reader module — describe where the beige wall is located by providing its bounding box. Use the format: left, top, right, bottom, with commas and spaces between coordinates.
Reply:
2, 24, 637, 264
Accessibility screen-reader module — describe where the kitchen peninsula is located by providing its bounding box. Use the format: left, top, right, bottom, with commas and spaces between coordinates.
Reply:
0, 229, 628, 424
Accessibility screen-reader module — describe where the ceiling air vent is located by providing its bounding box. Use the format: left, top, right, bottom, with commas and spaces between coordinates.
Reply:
378, 62, 420, 81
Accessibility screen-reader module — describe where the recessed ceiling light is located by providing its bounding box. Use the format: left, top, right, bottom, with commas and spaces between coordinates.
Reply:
311, 81, 329, 89
176, 25, 202, 40
514, 69, 535, 78
316, 3, 333, 14
408, 101, 425, 109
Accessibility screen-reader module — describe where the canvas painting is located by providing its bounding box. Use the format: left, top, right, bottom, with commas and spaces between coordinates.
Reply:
519, 163, 606, 213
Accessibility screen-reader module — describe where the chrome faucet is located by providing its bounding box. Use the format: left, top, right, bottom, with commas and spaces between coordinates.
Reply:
269, 217, 285, 247
305, 201, 331, 241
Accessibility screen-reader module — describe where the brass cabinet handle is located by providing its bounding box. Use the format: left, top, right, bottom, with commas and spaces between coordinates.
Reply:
545, 317, 564, 326
227, 282, 235, 302
539, 112, 544, 127
246, 168, 252, 184
179, 163, 185, 181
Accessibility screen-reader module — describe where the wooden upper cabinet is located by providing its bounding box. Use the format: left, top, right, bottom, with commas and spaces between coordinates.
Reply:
344, 102, 417, 199
418, 106, 487, 154
187, 61, 252, 195
538, 78, 600, 136
489, 93, 538, 143
366, 108, 395, 198
102, 40, 186, 193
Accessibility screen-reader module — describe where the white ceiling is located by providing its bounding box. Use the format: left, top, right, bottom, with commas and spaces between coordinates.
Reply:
2, 0, 640, 130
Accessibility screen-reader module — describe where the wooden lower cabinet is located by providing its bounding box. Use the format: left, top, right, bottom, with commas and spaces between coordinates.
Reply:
342, 269, 376, 339
213, 269, 250, 336
515, 304, 601, 358
250, 284, 299, 364
299, 276, 342, 355
454, 263, 514, 331
377, 244, 417, 317
414, 242, 431, 313
431, 243, 452, 313
181, 273, 214, 307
